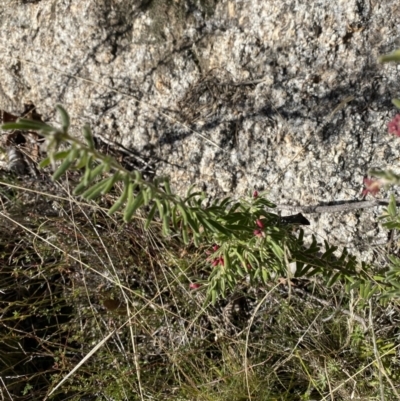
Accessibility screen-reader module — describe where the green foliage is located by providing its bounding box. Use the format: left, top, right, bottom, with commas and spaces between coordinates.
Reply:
379, 49, 400, 63
0, 105, 383, 303
363, 48, 400, 301
3, 45, 400, 401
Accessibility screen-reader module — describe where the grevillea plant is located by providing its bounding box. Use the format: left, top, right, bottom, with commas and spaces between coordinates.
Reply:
368, 48, 400, 186
2, 106, 378, 303
356, 48, 400, 301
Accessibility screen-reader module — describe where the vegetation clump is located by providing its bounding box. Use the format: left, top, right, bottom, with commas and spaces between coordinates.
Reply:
2, 49, 400, 400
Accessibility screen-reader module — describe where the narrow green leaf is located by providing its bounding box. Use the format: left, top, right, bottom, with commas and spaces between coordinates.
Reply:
87, 163, 105, 183
73, 179, 88, 195
220, 277, 226, 295
67, 146, 79, 162
211, 289, 217, 304
82, 124, 95, 149
163, 199, 172, 217
197, 214, 231, 235
133, 170, 142, 182
183, 190, 204, 204
185, 211, 199, 234
124, 188, 144, 223
224, 224, 254, 232
52, 158, 73, 181
223, 249, 231, 270
147, 184, 156, 201
383, 221, 397, 230
269, 240, 284, 259
164, 178, 172, 195
207, 219, 233, 236
219, 211, 249, 222
228, 202, 244, 213
82, 156, 93, 186
216, 196, 232, 209
392, 99, 400, 109
95, 176, 115, 195
82, 180, 107, 200
388, 194, 397, 217
39, 157, 51, 168
56, 105, 70, 132
2, 120, 54, 132
176, 203, 188, 225
256, 198, 277, 208
81, 179, 109, 200
101, 156, 113, 173
125, 181, 135, 215
155, 199, 164, 218
152, 177, 163, 188
299, 263, 316, 276
379, 50, 400, 63
196, 213, 213, 234
326, 272, 341, 287
236, 262, 247, 277
162, 212, 170, 236
234, 249, 247, 267
108, 177, 130, 215
145, 203, 158, 230
39, 150, 71, 168
262, 268, 268, 283
182, 225, 189, 245
193, 233, 200, 247
141, 186, 149, 206
102, 172, 121, 194
75, 153, 89, 170
171, 205, 179, 229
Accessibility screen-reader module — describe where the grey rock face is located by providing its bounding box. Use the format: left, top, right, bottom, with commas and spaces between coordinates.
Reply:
1, 0, 400, 259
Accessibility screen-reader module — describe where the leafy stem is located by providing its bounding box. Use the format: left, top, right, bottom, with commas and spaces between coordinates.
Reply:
0, 105, 379, 302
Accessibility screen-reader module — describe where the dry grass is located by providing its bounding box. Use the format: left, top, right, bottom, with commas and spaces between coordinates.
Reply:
1, 172, 400, 400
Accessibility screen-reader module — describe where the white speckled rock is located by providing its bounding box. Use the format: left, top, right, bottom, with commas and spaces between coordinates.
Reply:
1, 0, 400, 260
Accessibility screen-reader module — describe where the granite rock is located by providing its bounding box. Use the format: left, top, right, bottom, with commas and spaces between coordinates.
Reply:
1, 0, 400, 259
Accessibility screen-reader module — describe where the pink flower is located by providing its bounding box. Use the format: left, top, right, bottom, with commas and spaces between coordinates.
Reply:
256, 219, 264, 228
206, 244, 220, 257
189, 283, 201, 290
211, 256, 224, 267
362, 178, 381, 196
254, 229, 264, 238
388, 114, 400, 137
253, 190, 259, 198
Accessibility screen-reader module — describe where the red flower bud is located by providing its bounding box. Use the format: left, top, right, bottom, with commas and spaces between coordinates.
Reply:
388, 114, 400, 137
189, 283, 201, 290
362, 178, 381, 196
256, 219, 264, 228
253, 190, 258, 198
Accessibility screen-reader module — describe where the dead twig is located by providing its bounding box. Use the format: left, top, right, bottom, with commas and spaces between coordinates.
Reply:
275, 198, 398, 215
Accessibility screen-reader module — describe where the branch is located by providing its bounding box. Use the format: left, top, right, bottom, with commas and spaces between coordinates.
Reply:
275, 198, 398, 214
